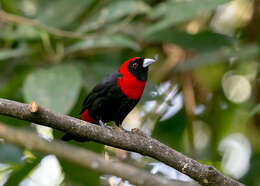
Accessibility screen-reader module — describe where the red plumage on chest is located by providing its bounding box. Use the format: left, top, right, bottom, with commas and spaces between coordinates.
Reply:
117, 57, 146, 100
117, 75, 146, 100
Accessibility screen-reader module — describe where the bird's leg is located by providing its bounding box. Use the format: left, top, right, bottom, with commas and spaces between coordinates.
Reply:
99, 120, 112, 129
99, 120, 105, 127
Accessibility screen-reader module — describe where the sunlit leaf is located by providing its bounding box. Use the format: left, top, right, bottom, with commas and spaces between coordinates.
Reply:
23, 64, 83, 114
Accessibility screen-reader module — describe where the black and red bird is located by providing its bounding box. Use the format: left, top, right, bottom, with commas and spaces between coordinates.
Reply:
62, 57, 156, 141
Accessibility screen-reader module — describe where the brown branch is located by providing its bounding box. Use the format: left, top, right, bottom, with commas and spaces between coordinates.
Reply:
0, 98, 244, 186
0, 123, 191, 186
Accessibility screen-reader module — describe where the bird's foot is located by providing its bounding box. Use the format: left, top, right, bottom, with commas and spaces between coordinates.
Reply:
99, 120, 105, 127
99, 120, 112, 130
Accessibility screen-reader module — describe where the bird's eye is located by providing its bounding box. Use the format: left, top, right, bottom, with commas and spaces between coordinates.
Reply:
132, 63, 138, 69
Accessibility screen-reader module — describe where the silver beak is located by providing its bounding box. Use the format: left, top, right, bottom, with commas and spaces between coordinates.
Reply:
143, 58, 156, 68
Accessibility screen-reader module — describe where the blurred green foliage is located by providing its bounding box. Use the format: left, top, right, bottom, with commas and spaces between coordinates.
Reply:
0, 0, 259, 185
23, 64, 83, 114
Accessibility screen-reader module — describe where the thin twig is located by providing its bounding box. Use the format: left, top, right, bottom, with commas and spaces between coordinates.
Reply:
0, 98, 244, 186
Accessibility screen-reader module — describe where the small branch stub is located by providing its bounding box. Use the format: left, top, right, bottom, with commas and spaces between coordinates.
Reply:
29, 101, 38, 113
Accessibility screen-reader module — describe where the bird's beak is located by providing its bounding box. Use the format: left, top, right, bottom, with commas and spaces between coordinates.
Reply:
143, 58, 156, 68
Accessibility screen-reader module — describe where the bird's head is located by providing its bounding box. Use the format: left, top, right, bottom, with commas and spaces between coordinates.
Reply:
119, 57, 156, 82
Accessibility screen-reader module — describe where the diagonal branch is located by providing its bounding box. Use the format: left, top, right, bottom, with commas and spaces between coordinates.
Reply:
0, 98, 244, 186
0, 123, 192, 186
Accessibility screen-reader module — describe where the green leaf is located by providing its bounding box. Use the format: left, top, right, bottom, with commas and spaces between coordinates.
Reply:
23, 64, 83, 114
36, 0, 94, 28
4, 157, 41, 186
0, 144, 23, 163
79, 0, 150, 32
145, 0, 230, 35
66, 34, 140, 53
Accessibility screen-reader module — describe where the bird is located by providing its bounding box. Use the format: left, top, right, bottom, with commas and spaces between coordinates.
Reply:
62, 57, 156, 141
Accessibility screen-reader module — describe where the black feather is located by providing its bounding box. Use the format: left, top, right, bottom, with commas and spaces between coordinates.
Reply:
81, 71, 139, 126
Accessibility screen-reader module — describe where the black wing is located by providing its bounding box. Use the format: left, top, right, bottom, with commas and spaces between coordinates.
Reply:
80, 72, 122, 114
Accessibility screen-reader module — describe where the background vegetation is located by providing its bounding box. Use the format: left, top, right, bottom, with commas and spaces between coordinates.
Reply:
0, 0, 259, 185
